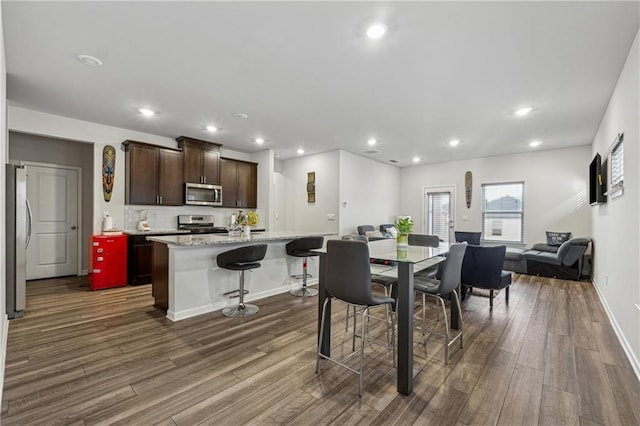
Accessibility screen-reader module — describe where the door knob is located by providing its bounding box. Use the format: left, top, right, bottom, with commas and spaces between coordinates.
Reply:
71, 226, 77, 230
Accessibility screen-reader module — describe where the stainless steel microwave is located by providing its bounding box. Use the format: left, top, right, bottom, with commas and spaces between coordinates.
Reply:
185, 183, 222, 206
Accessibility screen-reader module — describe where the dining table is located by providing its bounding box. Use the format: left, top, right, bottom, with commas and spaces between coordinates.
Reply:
316, 237, 453, 396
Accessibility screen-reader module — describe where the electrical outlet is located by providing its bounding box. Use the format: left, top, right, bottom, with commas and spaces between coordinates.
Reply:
327, 213, 336, 221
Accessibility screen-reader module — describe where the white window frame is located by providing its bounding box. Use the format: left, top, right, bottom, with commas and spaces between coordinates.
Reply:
606, 133, 624, 199
481, 181, 524, 243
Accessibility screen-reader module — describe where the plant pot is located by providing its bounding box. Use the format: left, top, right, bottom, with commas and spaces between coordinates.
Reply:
244, 226, 251, 238
397, 234, 408, 248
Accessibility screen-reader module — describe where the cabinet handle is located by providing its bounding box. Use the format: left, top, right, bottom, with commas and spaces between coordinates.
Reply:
160, 195, 163, 204
203, 176, 206, 184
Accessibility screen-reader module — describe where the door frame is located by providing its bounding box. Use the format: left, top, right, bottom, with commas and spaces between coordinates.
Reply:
21, 161, 83, 277
422, 185, 456, 242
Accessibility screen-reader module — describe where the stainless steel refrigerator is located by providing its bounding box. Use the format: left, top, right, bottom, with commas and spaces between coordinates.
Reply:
6, 164, 31, 319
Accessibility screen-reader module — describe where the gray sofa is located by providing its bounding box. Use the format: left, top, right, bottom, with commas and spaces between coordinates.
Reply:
504, 237, 591, 280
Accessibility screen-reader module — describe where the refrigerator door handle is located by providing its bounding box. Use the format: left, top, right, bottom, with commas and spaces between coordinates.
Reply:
26, 198, 33, 248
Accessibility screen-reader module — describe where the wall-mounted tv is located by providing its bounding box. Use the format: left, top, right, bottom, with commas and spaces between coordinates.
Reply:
589, 153, 607, 205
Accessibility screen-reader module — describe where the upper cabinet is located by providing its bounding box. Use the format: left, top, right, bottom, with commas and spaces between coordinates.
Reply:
220, 157, 257, 209
176, 136, 221, 185
123, 140, 184, 206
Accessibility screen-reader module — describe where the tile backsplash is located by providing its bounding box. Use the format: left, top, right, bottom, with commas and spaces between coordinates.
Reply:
124, 205, 265, 231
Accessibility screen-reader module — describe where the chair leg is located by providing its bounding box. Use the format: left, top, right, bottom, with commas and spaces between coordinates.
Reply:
352, 305, 357, 352
452, 289, 463, 349
390, 304, 396, 368
437, 296, 451, 365
505, 286, 510, 304
316, 297, 330, 374
489, 290, 494, 310
359, 307, 368, 397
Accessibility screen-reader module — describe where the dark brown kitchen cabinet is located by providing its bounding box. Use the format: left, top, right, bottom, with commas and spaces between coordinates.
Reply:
123, 140, 183, 205
220, 157, 257, 208
176, 136, 221, 185
128, 235, 153, 285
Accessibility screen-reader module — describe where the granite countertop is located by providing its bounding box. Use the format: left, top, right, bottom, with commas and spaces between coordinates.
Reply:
147, 231, 336, 247
123, 229, 191, 236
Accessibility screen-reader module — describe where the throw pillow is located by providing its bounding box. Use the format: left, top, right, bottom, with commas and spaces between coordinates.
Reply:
386, 226, 398, 238
365, 230, 384, 239
546, 231, 572, 247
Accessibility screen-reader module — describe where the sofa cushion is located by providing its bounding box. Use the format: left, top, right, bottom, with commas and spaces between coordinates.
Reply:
505, 248, 525, 261
534, 251, 563, 265
546, 231, 572, 246
531, 243, 559, 253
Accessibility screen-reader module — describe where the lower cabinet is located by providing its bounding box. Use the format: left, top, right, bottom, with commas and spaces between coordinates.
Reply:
128, 235, 154, 285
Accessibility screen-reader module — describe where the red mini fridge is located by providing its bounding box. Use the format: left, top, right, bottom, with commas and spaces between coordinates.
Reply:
89, 235, 128, 290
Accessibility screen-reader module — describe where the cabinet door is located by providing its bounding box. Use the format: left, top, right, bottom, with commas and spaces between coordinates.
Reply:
128, 236, 153, 285
158, 149, 184, 205
128, 144, 159, 205
183, 145, 203, 183
220, 158, 239, 208
202, 149, 220, 185
237, 161, 257, 208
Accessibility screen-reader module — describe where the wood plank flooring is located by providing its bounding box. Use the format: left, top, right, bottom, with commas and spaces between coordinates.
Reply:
2, 273, 639, 425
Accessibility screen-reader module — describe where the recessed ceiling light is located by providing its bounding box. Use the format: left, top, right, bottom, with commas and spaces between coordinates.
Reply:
297, 148, 305, 155
255, 138, 265, 145
449, 139, 461, 147
515, 107, 533, 117
366, 23, 387, 40
412, 156, 420, 163
138, 108, 155, 117
367, 138, 377, 146
206, 125, 219, 132
529, 140, 543, 147
77, 54, 103, 67
233, 112, 248, 119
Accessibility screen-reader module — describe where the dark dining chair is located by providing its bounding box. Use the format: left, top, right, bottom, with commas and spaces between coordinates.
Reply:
413, 242, 467, 364
455, 231, 481, 245
316, 240, 396, 397
460, 244, 511, 309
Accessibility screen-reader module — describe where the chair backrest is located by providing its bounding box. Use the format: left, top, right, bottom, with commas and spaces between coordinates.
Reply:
217, 244, 268, 268
437, 242, 467, 294
326, 240, 375, 306
285, 236, 324, 255
379, 224, 395, 233
342, 234, 368, 243
357, 225, 375, 236
460, 245, 506, 289
408, 233, 440, 247
455, 231, 481, 245
561, 237, 590, 267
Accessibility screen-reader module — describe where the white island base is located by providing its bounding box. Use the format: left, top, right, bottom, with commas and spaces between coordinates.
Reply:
149, 232, 332, 321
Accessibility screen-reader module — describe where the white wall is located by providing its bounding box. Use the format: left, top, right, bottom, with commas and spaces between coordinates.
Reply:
338, 150, 400, 235
591, 28, 640, 374
400, 146, 592, 246
279, 150, 340, 233
0, 0, 8, 404
251, 149, 274, 230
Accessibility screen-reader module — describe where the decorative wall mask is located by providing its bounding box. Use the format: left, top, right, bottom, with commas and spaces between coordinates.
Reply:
307, 172, 315, 203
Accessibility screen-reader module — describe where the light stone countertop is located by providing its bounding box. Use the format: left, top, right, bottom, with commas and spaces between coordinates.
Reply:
147, 231, 335, 247
123, 229, 191, 236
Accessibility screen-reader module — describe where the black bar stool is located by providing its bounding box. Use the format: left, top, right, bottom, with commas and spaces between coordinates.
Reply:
286, 237, 324, 297
217, 244, 268, 317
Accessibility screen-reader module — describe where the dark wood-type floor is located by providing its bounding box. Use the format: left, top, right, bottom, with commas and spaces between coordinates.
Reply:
2, 273, 639, 425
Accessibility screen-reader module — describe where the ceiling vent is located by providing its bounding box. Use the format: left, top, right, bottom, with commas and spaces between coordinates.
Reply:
364, 149, 379, 154
389, 159, 398, 163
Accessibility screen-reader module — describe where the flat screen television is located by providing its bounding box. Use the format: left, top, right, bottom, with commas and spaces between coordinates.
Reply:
589, 153, 607, 205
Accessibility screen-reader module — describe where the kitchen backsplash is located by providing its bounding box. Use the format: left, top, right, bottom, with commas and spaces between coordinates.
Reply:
123, 205, 266, 231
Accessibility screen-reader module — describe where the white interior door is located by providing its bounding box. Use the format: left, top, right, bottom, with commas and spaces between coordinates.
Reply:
26, 165, 79, 280
423, 186, 456, 245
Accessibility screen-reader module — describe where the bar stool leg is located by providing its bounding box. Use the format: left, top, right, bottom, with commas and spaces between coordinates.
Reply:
223, 271, 259, 317
290, 257, 318, 297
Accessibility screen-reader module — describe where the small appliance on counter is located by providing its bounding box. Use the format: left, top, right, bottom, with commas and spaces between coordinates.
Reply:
137, 209, 151, 231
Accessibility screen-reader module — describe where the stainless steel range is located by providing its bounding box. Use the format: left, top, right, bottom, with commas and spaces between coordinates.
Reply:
177, 215, 228, 234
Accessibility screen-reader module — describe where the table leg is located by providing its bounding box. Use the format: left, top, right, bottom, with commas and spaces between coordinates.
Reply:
318, 252, 331, 356
397, 262, 414, 395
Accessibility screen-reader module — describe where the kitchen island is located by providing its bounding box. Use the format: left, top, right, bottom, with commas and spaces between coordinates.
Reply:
148, 231, 335, 321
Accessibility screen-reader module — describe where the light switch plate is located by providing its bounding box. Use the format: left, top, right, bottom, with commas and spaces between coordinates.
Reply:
327, 213, 336, 221
462, 215, 469, 221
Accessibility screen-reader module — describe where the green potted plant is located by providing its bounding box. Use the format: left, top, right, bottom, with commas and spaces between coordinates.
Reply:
395, 217, 413, 247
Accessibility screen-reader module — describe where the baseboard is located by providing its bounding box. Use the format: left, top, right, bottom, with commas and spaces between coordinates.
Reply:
591, 278, 640, 382
0, 314, 9, 406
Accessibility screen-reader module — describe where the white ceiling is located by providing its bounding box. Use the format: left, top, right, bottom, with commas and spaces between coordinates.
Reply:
3, 1, 639, 166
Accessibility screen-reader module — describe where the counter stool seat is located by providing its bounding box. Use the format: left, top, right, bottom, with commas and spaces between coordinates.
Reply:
287, 237, 324, 297
217, 244, 268, 318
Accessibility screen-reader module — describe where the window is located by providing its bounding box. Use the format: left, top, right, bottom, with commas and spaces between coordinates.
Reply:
608, 133, 624, 199
482, 182, 524, 243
